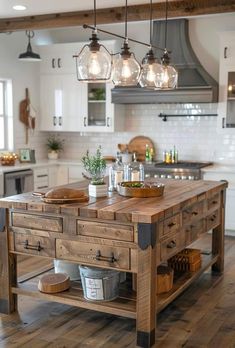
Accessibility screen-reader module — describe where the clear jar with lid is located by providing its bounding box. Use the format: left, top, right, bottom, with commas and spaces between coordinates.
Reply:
124, 160, 145, 182
108, 155, 124, 191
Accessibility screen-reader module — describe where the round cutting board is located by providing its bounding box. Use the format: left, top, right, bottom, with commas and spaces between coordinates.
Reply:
38, 273, 70, 293
128, 136, 154, 162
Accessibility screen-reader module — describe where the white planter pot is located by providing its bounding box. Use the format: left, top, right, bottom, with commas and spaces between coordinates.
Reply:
48, 151, 59, 160
88, 183, 108, 197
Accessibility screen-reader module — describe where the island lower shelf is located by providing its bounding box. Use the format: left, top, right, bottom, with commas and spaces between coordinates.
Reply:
11, 253, 219, 319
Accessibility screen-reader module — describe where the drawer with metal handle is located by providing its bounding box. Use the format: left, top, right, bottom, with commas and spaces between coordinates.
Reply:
207, 192, 220, 212
56, 239, 130, 270
206, 209, 220, 231
184, 219, 206, 245
160, 232, 185, 262
182, 201, 204, 226
159, 213, 181, 239
14, 233, 55, 257
11, 212, 63, 233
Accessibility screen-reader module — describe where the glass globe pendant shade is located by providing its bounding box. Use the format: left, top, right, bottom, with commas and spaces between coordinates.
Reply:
75, 32, 112, 82
139, 49, 164, 89
161, 50, 178, 89
112, 40, 141, 86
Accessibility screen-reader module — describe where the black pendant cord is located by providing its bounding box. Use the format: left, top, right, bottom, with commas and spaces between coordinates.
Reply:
125, 0, 128, 39
149, 0, 153, 47
94, 0, 97, 28
164, 0, 168, 50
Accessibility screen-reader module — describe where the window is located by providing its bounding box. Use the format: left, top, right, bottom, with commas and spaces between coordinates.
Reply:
0, 79, 13, 151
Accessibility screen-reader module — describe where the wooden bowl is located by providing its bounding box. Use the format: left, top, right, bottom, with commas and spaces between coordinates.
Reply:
117, 181, 165, 198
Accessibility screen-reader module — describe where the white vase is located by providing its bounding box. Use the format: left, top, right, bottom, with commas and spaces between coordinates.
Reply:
88, 183, 108, 197
48, 151, 58, 160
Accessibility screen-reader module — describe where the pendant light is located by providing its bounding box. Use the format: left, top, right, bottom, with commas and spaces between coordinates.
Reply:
139, 0, 164, 89
112, 0, 141, 86
161, 0, 178, 89
18, 31, 41, 62
74, 0, 112, 82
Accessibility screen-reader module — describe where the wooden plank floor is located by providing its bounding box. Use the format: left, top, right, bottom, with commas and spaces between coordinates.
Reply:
1, 235, 235, 347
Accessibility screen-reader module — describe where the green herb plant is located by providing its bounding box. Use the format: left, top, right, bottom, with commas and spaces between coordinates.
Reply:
46, 135, 64, 152
82, 146, 106, 185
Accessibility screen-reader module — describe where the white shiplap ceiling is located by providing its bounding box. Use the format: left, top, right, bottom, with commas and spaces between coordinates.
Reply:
0, 0, 170, 18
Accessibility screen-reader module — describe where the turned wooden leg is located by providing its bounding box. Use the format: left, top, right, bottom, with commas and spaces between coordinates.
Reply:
136, 222, 157, 348
0, 208, 17, 314
212, 189, 226, 273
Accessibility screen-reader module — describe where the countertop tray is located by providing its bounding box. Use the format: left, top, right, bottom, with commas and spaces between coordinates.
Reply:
117, 181, 164, 198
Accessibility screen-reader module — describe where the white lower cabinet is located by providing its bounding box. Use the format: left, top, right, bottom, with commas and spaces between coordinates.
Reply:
0, 173, 3, 197
33, 168, 49, 191
203, 170, 235, 231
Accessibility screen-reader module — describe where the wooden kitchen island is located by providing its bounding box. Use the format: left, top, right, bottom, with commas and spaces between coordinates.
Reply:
0, 179, 227, 348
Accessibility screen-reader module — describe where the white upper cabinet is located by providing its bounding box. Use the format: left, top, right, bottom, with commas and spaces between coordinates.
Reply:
39, 40, 124, 132
39, 42, 82, 75
40, 74, 83, 132
218, 31, 235, 131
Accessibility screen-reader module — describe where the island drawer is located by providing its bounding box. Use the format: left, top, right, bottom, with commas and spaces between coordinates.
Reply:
77, 220, 134, 242
14, 233, 55, 257
56, 239, 130, 270
160, 232, 185, 262
159, 213, 181, 239
206, 209, 220, 230
11, 212, 63, 233
207, 192, 220, 212
184, 219, 206, 245
182, 201, 204, 226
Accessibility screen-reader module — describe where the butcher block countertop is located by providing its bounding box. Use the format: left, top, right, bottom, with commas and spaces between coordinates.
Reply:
0, 179, 227, 223
0, 179, 228, 348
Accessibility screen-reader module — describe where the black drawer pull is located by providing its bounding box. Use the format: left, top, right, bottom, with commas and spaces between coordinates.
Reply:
212, 200, 218, 205
168, 222, 176, 228
24, 240, 43, 252
167, 240, 176, 249
192, 211, 198, 216
95, 250, 117, 263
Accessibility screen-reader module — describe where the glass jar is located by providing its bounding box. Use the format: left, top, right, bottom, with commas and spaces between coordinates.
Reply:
108, 156, 124, 191
124, 160, 145, 182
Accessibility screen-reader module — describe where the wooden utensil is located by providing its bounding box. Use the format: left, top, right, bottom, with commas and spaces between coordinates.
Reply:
128, 136, 154, 162
19, 88, 30, 144
38, 273, 70, 293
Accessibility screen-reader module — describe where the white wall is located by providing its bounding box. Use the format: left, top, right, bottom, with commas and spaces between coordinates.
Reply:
2, 12, 235, 164
0, 32, 48, 160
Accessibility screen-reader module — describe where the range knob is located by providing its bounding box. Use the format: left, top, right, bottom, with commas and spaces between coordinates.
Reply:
145, 173, 150, 178
188, 175, 195, 180
181, 175, 187, 180
160, 174, 166, 178
167, 175, 173, 179
174, 175, 180, 179
154, 174, 159, 178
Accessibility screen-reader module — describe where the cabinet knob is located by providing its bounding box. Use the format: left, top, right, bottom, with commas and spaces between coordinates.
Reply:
53, 116, 57, 126
84, 117, 87, 127
58, 116, 62, 126
106, 117, 110, 127
58, 58, 61, 68
52, 58, 56, 68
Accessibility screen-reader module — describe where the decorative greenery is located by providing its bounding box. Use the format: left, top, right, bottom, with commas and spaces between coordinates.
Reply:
82, 146, 106, 185
46, 135, 64, 152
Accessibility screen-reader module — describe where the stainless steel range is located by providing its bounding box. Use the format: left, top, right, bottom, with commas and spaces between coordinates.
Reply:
144, 161, 212, 180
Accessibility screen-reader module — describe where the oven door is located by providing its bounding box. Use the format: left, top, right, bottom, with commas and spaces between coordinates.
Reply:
4, 170, 34, 197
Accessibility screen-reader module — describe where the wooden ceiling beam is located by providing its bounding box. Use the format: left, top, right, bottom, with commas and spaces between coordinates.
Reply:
0, 0, 234, 33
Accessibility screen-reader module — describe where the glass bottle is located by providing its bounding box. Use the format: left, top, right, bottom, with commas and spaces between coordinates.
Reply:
145, 144, 150, 162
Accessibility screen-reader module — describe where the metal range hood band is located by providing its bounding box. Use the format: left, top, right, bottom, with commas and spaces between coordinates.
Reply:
111, 19, 218, 104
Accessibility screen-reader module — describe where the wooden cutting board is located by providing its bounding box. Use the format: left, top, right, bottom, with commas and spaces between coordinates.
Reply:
128, 136, 154, 162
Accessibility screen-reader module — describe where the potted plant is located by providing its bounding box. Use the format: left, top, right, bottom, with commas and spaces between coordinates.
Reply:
46, 135, 64, 160
82, 146, 107, 197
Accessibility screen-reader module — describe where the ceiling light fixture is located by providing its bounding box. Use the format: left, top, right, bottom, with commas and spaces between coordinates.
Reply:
13, 5, 27, 11
112, 0, 141, 86
139, 0, 164, 89
18, 30, 41, 62
73, 0, 112, 82
161, 0, 178, 89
